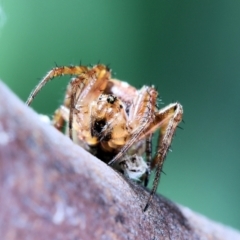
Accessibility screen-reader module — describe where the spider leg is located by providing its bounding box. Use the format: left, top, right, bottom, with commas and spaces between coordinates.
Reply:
26, 64, 111, 106
108, 86, 158, 165
51, 75, 95, 139
143, 102, 183, 211
52, 108, 65, 131
67, 66, 111, 139
52, 75, 86, 135
106, 79, 152, 186
26, 65, 89, 106
52, 83, 73, 131
143, 134, 152, 187
27, 64, 111, 140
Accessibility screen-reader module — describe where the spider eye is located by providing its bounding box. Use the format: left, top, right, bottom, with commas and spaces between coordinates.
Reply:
107, 95, 117, 104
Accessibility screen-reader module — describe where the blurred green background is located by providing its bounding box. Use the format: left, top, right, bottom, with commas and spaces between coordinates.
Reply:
0, 0, 240, 230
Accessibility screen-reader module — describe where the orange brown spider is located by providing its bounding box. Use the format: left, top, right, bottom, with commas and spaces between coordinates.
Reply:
26, 64, 183, 211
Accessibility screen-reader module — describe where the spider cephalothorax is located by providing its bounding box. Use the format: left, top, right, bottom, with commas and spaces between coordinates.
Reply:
26, 64, 183, 211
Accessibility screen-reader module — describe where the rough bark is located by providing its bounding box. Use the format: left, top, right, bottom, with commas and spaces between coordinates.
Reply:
0, 81, 239, 240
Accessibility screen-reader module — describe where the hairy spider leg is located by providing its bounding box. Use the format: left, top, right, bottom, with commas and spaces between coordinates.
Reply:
143, 102, 183, 211
26, 65, 89, 106
108, 86, 158, 164
144, 134, 153, 187
26, 64, 111, 139
68, 67, 111, 139
52, 84, 73, 131
106, 78, 153, 185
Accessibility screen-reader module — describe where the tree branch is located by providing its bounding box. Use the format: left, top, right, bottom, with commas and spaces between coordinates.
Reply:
0, 81, 239, 240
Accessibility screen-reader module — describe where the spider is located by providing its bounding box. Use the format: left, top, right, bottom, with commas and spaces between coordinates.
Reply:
26, 64, 183, 211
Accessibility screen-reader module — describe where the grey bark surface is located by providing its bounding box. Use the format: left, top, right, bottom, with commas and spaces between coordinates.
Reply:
0, 81, 239, 240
